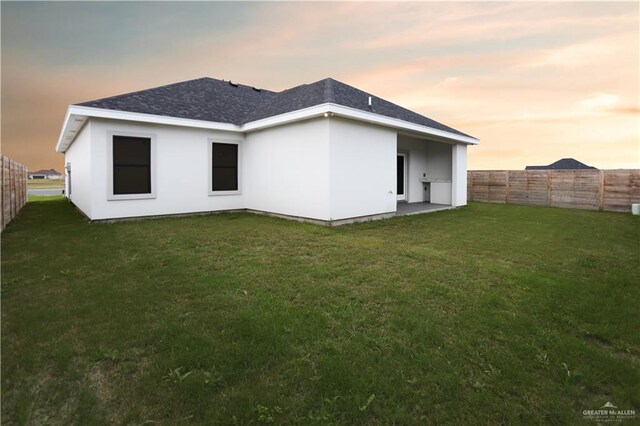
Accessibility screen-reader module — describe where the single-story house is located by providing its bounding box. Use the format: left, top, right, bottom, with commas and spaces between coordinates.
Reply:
28, 169, 63, 179
525, 158, 596, 170
56, 77, 478, 225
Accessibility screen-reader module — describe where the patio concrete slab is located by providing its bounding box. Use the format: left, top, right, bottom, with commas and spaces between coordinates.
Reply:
395, 202, 453, 216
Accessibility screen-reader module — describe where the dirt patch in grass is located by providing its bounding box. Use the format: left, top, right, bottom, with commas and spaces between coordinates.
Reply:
87, 362, 118, 411
583, 334, 640, 363
4, 367, 78, 426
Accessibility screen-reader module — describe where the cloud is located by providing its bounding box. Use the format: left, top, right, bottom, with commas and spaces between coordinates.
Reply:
459, 92, 636, 128
343, 3, 636, 52
579, 93, 621, 110
516, 36, 629, 70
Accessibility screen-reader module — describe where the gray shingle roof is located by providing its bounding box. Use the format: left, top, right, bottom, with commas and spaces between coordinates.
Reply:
29, 169, 61, 176
525, 158, 596, 170
77, 77, 473, 138
77, 78, 275, 124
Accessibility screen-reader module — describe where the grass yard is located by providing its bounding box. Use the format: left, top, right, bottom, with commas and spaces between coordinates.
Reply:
2, 198, 639, 424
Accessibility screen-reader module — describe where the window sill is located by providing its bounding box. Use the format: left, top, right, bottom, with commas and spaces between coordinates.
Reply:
208, 190, 241, 196
108, 193, 156, 201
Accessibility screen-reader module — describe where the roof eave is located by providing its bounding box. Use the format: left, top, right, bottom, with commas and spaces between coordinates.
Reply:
55, 106, 73, 153
57, 102, 478, 153
57, 105, 241, 153
328, 103, 479, 145
242, 103, 479, 145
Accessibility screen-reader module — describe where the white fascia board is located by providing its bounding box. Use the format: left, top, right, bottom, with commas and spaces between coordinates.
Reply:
56, 105, 241, 153
55, 107, 73, 152
241, 104, 330, 132
71, 105, 240, 131
241, 103, 478, 145
327, 104, 479, 145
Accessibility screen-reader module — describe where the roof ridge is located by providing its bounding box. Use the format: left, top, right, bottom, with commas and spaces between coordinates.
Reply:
223, 78, 276, 93
323, 78, 335, 103
74, 77, 210, 106
75, 77, 275, 106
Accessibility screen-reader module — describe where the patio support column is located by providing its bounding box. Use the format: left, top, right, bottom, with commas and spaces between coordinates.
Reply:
451, 144, 468, 206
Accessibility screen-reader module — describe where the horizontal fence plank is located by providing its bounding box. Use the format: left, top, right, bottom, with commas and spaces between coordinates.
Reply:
468, 169, 640, 213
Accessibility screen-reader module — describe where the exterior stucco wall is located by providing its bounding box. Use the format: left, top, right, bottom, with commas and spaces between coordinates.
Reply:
397, 135, 428, 203
426, 142, 453, 205
328, 117, 397, 220
64, 115, 470, 222
425, 141, 453, 181
452, 144, 468, 206
88, 118, 244, 220
243, 118, 331, 220
64, 122, 92, 217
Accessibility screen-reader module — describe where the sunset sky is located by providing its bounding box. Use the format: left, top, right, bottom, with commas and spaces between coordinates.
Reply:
1, 1, 638, 171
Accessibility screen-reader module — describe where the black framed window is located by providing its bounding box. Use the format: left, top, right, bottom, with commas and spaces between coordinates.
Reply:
113, 136, 151, 195
397, 155, 405, 195
212, 143, 238, 191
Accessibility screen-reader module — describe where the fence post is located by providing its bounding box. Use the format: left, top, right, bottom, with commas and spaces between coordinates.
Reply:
0, 156, 3, 228
10, 159, 15, 219
7, 158, 11, 223
546, 171, 552, 206
23, 164, 26, 207
598, 170, 605, 211
505, 170, 510, 203
16, 162, 21, 209
4, 156, 7, 229
20, 164, 24, 208
2, 156, 5, 229
20, 165, 24, 208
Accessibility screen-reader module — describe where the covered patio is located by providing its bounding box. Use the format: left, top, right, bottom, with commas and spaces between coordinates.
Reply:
394, 132, 468, 216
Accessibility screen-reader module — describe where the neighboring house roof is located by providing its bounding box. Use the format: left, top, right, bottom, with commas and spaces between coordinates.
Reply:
525, 158, 597, 170
29, 169, 61, 176
76, 77, 473, 139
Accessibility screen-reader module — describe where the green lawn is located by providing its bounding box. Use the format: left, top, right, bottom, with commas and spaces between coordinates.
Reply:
2, 198, 639, 424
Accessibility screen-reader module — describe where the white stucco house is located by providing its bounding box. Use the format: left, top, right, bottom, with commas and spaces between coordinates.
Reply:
56, 77, 478, 225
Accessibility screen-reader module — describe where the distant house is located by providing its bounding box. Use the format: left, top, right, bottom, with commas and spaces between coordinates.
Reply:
525, 158, 596, 170
28, 169, 63, 179
55, 77, 478, 224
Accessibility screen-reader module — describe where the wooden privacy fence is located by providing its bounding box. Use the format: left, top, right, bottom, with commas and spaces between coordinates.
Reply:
467, 169, 640, 213
1, 156, 28, 230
